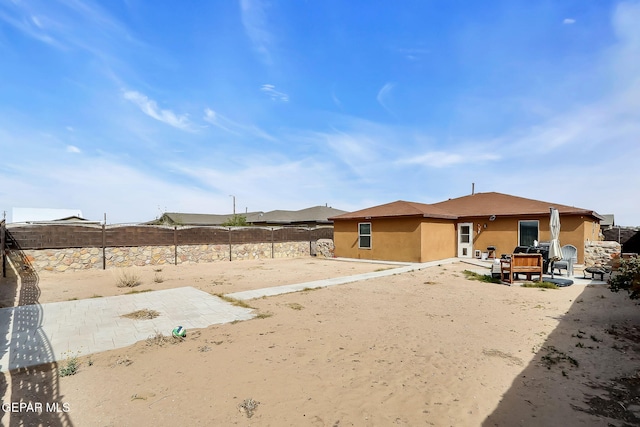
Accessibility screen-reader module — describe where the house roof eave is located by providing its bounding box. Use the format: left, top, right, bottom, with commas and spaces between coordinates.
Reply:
331, 213, 457, 221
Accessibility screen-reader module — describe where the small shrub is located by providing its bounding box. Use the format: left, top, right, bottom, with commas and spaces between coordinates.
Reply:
540, 345, 579, 369
214, 294, 253, 309
609, 256, 640, 299
153, 273, 164, 283
522, 282, 559, 289
116, 269, 142, 288
222, 214, 248, 226
114, 356, 133, 366
238, 398, 260, 418
287, 303, 304, 310
462, 270, 502, 284
124, 289, 152, 295
122, 309, 160, 320
146, 331, 184, 346
59, 357, 79, 377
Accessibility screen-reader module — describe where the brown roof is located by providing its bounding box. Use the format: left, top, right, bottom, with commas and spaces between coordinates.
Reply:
431, 192, 603, 219
329, 200, 458, 220
331, 192, 604, 221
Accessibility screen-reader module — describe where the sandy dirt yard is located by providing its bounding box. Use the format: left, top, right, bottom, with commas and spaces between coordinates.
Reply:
28, 257, 399, 305
2, 257, 640, 426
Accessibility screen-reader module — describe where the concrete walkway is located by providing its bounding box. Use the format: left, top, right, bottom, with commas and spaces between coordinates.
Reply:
227, 257, 459, 300
0, 256, 459, 372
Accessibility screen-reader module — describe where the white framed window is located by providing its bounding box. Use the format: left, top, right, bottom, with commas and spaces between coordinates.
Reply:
359, 222, 371, 249
518, 220, 539, 246
460, 224, 471, 243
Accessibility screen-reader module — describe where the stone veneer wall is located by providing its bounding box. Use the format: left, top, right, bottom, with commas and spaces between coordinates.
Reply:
584, 241, 622, 268
315, 239, 335, 258
20, 241, 317, 272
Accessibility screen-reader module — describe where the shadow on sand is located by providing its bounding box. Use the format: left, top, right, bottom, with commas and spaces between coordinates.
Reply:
0, 233, 73, 426
483, 282, 640, 426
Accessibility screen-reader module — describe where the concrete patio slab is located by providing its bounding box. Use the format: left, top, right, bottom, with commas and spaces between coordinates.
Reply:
460, 259, 609, 286
0, 287, 254, 372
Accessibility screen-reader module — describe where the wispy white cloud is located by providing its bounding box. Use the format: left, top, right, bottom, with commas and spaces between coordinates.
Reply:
260, 84, 289, 102
123, 90, 193, 131
324, 131, 376, 165
170, 155, 345, 212
0, 157, 230, 224
0, 0, 140, 55
399, 151, 500, 168
331, 90, 342, 108
563, 18, 576, 25
30, 15, 43, 28
240, 0, 273, 65
395, 46, 430, 61
203, 108, 275, 141
66, 145, 81, 153
299, 122, 393, 179
376, 82, 396, 116
203, 108, 237, 134
491, 10, 640, 158
0, 7, 64, 48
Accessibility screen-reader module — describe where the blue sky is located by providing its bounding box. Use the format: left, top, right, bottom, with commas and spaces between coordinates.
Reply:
1, 0, 639, 225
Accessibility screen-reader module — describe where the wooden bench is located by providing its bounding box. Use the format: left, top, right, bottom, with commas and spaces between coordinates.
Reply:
500, 253, 544, 284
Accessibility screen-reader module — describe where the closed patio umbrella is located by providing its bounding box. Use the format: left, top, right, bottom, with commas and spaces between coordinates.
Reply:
549, 207, 562, 278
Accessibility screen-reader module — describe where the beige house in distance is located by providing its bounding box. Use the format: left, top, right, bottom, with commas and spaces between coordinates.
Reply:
330, 192, 604, 264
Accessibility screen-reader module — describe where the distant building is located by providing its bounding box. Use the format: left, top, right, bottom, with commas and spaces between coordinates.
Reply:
250, 206, 346, 227
150, 211, 264, 226
600, 214, 615, 230
149, 206, 346, 227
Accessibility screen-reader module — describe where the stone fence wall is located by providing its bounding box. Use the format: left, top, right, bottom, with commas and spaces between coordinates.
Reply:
584, 241, 622, 267
1, 223, 335, 273
315, 239, 335, 258
20, 241, 327, 273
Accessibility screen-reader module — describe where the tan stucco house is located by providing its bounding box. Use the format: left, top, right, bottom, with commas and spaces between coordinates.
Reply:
330, 192, 604, 264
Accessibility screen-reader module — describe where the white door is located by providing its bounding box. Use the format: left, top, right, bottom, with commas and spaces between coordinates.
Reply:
457, 222, 473, 258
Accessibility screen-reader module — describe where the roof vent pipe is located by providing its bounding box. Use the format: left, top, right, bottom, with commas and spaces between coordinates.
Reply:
472, 182, 475, 195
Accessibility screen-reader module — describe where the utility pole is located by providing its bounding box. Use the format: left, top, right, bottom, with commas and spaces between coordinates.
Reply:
229, 195, 236, 215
